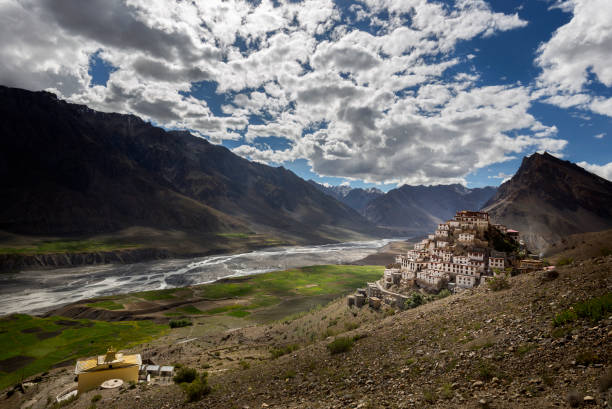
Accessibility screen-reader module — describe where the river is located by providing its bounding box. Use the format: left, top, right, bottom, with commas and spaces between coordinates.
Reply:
0, 239, 395, 315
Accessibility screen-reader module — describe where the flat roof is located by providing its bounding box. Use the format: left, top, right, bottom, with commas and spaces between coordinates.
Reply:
75, 353, 141, 374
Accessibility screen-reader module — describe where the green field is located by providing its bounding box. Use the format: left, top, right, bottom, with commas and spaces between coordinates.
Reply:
85, 300, 124, 310
121, 265, 383, 322
0, 315, 168, 390
183, 265, 383, 320
0, 239, 140, 255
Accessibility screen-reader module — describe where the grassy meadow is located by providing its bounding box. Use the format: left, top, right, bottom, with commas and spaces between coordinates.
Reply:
0, 315, 168, 390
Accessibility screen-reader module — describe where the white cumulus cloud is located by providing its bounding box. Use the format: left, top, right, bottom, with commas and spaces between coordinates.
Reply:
535, 0, 612, 117
0, 0, 570, 185
577, 161, 612, 181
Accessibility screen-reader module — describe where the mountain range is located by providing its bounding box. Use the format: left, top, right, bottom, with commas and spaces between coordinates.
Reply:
0, 86, 381, 252
363, 184, 497, 232
311, 180, 497, 234
1, 86, 611, 260
483, 152, 612, 252
308, 181, 384, 215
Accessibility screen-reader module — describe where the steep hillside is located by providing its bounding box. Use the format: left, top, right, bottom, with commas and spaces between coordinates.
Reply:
0, 86, 381, 248
364, 184, 496, 232
483, 152, 612, 252
7, 248, 610, 409
543, 228, 612, 263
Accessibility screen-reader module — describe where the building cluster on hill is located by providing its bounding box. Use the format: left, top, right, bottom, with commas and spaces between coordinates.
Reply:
348, 210, 543, 310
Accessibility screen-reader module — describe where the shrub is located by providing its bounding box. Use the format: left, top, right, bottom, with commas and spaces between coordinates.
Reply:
352, 333, 368, 341
404, 293, 424, 309
437, 289, 451, 299
487, 274, 510, 292
440, 383, 454, 400
174, 367, 198, 384
327, 337, 354, 354
175, 370, 211, 402
169, 319, 192, 328
553, 293, 612, 326
270, 344, 298, 359
238, 360, 250, 370
557, 257, 574, 266
476, 361, 496, 381
184, 377, 211, 402
423, 388, 437, 403
344, 321, 360, 331
575, 350, 602, 366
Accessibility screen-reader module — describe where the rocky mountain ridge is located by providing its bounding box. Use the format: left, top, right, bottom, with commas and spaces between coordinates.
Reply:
483, 152, 612, 252
0, 86, 382, 252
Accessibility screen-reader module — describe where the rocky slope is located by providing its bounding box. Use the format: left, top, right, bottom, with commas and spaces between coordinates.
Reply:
7, 243, 610, 409
0, 86, 381, 249
364, 184, 496, 233
483, 152, 612, 253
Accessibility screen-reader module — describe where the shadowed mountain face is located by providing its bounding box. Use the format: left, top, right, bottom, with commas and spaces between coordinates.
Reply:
363, 184, 496, 233
0, 86, 380, 244
482, 152, 612, 252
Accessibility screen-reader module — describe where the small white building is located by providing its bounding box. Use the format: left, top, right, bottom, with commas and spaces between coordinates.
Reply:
435, 229, 449, 237
489, 257, 505, 272
453, 255, 469, 265
456, 274, 477, 288
468, 251, 485, 261
458, 233, 474, 243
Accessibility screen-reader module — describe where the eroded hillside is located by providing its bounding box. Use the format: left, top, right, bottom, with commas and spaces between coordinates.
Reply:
6, 251, 610, 409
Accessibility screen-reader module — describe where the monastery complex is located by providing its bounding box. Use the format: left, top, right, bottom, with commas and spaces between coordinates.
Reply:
348, 210, 543, 310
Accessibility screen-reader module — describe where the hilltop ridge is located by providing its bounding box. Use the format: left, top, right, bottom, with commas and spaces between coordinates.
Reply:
483, 152, 612, 252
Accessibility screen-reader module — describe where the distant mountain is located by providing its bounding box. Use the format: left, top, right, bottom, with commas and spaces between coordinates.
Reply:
364, 184, 497, 232
482, 152, 612, 252
0, 86, 381, 246
308, 181, 384, 214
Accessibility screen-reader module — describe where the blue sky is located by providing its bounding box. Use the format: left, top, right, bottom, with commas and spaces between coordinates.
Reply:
3, 0, 611, 191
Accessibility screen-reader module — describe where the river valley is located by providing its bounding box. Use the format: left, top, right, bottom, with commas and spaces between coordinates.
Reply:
0, 239, 396, 315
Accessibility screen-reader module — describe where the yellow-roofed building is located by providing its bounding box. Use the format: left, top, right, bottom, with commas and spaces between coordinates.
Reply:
75, 348, 141, 394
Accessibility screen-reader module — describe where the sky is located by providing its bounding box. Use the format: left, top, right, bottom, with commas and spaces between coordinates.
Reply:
1, 0, 611, 191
